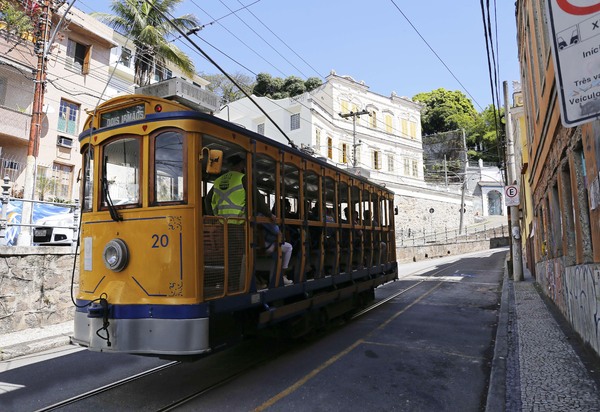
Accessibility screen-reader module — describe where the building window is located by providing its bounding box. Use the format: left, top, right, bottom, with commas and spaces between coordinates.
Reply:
341, 100, 349, 114
291, 113, 300, 130
327, 137, 333, 159
388, 154, 394, 172
315, 128, 321, 152
370, 111, 377, 128
257, 123, 265, 135
0, 77, 6, 106
403, 158, 410, 175
411, 159, 418, 176
120, 47, 132, 67
385, 114, 393, 133
401, 118, 408, 138
341, 143, 348, 164
373, 150, 381, 170
52, 163, 73, 200
57, 99, 80, 135
66, 39, 91, 74
409, 121, 417, 139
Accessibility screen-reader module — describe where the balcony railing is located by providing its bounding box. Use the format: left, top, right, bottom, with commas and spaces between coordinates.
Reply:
0, 106, 31, 142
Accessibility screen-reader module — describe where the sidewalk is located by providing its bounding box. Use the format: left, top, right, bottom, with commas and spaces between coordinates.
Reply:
488, 265, 600, 411
0, 321, 72, 363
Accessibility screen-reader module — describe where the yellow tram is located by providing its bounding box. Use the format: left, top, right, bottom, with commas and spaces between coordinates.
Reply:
73, 82, 398, 356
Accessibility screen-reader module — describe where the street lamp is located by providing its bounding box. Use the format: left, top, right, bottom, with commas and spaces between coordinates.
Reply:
339, 110, 370, 167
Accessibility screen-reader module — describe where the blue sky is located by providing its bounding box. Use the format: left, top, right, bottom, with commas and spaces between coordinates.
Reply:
79, 0, 520, 112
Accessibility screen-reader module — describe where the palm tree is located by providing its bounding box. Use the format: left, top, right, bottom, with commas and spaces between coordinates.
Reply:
93, 0, 198, 86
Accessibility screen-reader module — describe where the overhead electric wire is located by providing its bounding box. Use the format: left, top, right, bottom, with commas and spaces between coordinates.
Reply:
146, 0, 298, 150
388, 0, 484, 111
234, 0, 324, 79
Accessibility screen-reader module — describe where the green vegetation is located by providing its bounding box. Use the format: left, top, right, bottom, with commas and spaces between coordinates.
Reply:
93, 0, 198, 86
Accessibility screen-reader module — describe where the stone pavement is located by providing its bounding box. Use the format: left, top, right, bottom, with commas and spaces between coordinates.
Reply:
2, 254, 600, 411
488, 266, 600, 411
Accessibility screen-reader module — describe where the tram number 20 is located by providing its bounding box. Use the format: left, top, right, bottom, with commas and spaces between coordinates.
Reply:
151, 234, 169, 248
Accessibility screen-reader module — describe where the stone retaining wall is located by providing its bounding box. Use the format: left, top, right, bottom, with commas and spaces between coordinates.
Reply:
0, 246, 78, 335
397, 237, 509, 263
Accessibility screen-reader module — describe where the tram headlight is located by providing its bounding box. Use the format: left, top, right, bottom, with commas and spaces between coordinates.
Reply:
103, 239, 129, 272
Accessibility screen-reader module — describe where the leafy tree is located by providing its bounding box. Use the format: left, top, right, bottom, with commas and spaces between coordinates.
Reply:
467, 104, 504, 165
253, 73, 322, 98
93, 0, 198, 86
413, 88, 478, 135
202, 72, 254, 104
0, 0, 35, 41
414, 88, 502, 165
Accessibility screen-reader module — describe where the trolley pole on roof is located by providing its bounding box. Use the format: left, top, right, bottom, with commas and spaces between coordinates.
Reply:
339, 109, 370, 167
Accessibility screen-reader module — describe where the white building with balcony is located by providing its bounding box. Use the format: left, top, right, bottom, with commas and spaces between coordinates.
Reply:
218, 70, 425, 192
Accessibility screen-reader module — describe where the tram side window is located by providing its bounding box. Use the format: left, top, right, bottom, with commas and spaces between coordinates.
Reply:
254, 154, 277, 215
305, 171, 320, 220
153, 131, 185, 203
82, 145, 94, 212
101, 137, 140, 207
282, 163, 300, 218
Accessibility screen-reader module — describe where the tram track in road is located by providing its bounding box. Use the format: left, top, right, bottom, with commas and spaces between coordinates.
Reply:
35, 361, 180, 412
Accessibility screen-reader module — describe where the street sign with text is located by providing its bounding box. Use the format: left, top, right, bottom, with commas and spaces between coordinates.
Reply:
546, 1, 600, 127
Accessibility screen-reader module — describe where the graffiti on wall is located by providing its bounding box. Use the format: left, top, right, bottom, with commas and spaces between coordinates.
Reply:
565, 264, 600, 355
537, 259, 567, 313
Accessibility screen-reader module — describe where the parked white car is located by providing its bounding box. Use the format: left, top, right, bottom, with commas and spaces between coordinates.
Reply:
33, 211, 77, 246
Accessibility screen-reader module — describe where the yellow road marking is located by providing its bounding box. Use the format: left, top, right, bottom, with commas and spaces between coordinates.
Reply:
253, 282, 443, 411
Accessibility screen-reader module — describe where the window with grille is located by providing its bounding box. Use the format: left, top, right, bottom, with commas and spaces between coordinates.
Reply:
388, 154, 394, 172
290, 113, 300, 130
57, 99, 80, 135
257, 123, 265, 135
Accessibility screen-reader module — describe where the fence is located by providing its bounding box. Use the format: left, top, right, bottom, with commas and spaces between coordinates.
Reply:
397, 221, 507, 247
0, 175, 79, 248
0, 154, 74, 201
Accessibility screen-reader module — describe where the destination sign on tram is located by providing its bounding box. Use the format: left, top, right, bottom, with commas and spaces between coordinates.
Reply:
100, 104, 145, 128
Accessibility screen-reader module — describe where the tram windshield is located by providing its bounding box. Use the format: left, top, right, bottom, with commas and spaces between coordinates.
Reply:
101, 137, 141, 208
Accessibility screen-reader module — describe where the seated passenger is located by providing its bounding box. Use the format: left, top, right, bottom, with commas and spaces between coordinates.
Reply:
261, 216, 293, 287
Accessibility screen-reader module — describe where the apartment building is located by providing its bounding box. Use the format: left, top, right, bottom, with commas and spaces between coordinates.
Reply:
517, 1, 600, 356
0, 4, 116, 201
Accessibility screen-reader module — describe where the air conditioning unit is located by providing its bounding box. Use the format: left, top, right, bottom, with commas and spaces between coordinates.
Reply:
57, 136, 73, 148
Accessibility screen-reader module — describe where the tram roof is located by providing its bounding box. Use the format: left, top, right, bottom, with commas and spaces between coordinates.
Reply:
80, 94, 392, 195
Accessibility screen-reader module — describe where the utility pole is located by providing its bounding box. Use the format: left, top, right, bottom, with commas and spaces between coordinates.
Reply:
458, 129, 468, 234
19, 0, 52, 246
339, 109, 369, 167
504, 80, 524, 281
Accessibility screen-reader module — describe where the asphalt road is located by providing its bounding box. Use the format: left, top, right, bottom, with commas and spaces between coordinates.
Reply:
0, 248, 507, 411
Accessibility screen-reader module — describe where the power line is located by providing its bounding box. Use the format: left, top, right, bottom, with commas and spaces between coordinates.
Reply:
388, 0, 484, 111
